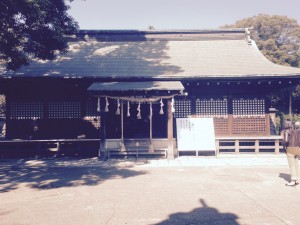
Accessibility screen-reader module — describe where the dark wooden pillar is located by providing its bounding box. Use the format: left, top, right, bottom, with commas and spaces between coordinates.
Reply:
5, 94, 11, 139
98, 98, 107, 159
289, 91, 292, 119
167, 99, 174, 159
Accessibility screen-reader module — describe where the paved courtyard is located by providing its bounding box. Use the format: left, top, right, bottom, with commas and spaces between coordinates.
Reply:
1, 154, 300, 225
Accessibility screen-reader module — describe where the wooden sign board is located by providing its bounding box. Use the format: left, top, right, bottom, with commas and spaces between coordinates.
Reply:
176, 118, 216, 152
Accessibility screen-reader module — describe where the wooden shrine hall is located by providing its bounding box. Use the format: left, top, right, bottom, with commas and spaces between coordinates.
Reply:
0, 28, 300, 158
88, 81, 184, 159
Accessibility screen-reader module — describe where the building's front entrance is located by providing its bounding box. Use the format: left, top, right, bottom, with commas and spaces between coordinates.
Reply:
105, 102, 167, 139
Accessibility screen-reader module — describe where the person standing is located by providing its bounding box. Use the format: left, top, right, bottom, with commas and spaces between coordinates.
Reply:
283, 121, 300, 186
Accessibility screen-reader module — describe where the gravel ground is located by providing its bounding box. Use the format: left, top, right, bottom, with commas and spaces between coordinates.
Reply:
1, 155, 300, 225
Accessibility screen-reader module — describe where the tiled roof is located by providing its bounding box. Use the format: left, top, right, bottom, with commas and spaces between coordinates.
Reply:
2, 29, 300, 79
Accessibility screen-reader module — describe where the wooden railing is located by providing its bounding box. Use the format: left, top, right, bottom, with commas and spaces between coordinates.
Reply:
215, 136, 283, 154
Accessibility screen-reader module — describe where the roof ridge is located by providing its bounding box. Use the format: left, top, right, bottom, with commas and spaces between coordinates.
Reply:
77, 28, 247, 34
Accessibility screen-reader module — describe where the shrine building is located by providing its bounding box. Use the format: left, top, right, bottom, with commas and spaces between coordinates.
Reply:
1, 29, 300, 158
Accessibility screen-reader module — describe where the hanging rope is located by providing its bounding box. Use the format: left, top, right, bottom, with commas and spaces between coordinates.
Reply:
97, 94, 179, 115
159, 99, 164, 115
97, 94, 178, 103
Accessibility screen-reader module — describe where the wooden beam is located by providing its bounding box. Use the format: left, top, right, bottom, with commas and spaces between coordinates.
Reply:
235, 140, 239, 154
265, 114, 270, 136
167, 99, 174, 159
99, 103, 107, 159
289, 91, 292, 119
149, 102, 154, 153
275, 139, 280, 154
215, 139, 220, 155
255, 140, 259, 154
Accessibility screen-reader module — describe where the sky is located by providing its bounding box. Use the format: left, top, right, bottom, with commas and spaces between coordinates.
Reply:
68, 0, 300, 30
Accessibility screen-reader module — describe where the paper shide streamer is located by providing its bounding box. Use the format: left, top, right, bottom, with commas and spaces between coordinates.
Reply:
116, 99, 120, 115
159, 99, 164, 115
97, 97, 100, 112
127, 101, 130, 117
171, 98, 175, 113
105, 97, 109, 112
137, 103, 141, 119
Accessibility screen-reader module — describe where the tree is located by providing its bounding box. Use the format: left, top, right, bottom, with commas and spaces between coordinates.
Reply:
0, 0, 78, 71
222, 15, 300, 118
222, 14, 300, 68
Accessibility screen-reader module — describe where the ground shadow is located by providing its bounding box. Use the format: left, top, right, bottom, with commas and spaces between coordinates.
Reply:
279, 173, 290, 182
0, 158, 146, 193
154, 199, 240, 225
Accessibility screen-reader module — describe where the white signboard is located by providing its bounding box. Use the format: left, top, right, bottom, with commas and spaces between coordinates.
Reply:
176, 118, 216, 151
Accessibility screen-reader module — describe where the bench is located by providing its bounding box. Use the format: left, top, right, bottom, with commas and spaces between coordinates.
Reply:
105, 139, 168, 159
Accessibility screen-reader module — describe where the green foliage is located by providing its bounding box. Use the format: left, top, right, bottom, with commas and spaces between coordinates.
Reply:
222, 14, 300, 68
276, 111, 300, 132
266, 85, 296, 106
222, 14, 300, 110
0, 0, 79, 70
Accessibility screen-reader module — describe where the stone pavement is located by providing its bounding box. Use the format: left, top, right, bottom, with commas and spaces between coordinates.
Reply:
1, 154, 300, 225
104, 153, 289, 168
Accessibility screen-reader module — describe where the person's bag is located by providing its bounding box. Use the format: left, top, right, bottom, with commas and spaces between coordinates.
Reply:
286, 146, 300, 155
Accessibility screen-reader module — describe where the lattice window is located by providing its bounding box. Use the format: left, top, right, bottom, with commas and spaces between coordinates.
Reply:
86, 98, 99, 117
85, 98, 100, 129
174, 100, 191, 118
213, 117, 229, 136
233, 99, 265, 116
195, 99, 228, 117
233, 117, 267, 134
49, 101, 81, 119
10, 102, 43, 119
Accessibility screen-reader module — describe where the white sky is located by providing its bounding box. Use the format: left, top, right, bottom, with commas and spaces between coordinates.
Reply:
68, 0, 300, 30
